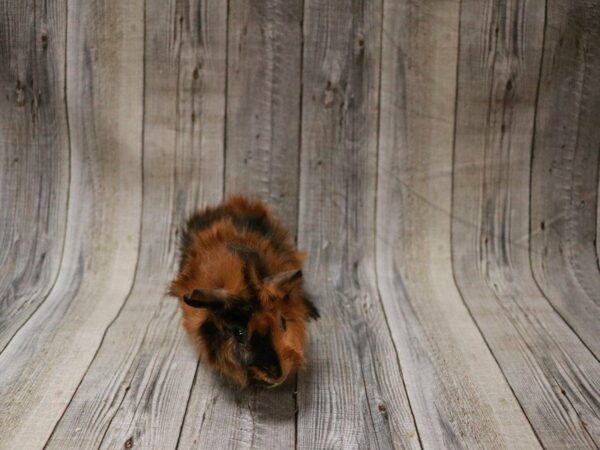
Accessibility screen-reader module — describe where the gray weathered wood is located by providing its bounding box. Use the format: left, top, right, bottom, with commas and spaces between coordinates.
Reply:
296, 1, 420, 448
181, 371, 298, 449
179, 2, 300, 448
376, 1, 540, 448
0, 0, 69, 352
452, 0, 600, 448
0, 1, 144, 448
225, 0, 302, 234
529, 0, 600, 360
46, 1, 227, 448
1, 0, 600, 448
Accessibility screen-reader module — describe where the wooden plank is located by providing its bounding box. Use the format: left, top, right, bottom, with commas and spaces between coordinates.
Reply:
452, 0, 600, 448
0, 0, 69, 351
45, 1, 227, 448
180, 371, 298, 450
0, 0, 144, 448
178, 2, 302, 448
529, 0, 600, 359
296, 1, 420, 448
225, 0, 302, 234
375, 1, 540, 448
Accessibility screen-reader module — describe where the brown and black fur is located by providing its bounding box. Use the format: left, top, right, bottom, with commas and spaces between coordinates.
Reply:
169, 196, 319, 387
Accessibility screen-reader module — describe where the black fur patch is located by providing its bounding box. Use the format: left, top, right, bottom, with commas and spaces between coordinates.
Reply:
302, 295, 320, 320
219, 300, 254, 325
242, 262, 259, 299
249, 330, 282, 380
232, 214, 273, 238
227, 243, 258, 257
228, 244, 269, 280
230, 212, 289, 255
178, 207, 228, 269
199, 319, 223, 364
228, 243, 268, 309
178, 204, 292, 270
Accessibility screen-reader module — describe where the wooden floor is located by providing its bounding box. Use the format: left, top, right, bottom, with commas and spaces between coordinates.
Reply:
1, 0, 599, 448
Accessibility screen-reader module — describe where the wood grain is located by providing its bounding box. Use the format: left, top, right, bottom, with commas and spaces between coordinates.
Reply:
179, 2, 300, 448
0, 0, 144, 448
529, 0, 600, 359
0, 0, 69, 351
452, 0, 600, 448
1, 0, 599, 448
376, 1, 540, 448
296, 1, 420, 448
225, 0, 302, 234
46, 1, 227, 448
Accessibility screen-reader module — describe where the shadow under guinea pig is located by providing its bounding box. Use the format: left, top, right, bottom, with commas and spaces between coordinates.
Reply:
183, 338, 320, 437
194, 367, 298, 427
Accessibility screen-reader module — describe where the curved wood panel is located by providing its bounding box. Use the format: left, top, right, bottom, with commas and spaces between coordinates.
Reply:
296, 1, 419, 448
225, 0, 302, 233
46, 1, 226, 448
178, 1, 300, 448
0, 1, 144, 448
530, 0, 600, 359
0, 0, 69, 351
376, 1, 540, 448
452, 0, 600, 447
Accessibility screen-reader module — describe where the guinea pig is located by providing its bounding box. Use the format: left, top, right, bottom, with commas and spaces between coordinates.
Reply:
169, 196, 319, 388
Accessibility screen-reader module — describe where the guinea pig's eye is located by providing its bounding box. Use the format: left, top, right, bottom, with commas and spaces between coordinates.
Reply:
232, 326, 246, 343
280, 316, 287, 331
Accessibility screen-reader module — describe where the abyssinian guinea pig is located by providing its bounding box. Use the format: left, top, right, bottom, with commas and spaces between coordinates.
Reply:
169, 196, 319, 387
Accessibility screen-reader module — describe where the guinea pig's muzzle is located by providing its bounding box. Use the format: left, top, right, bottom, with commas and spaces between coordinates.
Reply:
248, 364, 285, 387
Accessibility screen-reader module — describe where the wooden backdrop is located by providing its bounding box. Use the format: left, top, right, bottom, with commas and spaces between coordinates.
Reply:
1, 0, 599, 448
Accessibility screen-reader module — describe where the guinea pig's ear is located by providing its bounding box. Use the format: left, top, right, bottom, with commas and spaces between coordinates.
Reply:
263, 269, 302, 289
183, 288, 228, 310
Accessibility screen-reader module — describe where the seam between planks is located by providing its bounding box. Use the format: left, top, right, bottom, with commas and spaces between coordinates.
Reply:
93, 355, 145, 449
596, 155, 600, 272
341, 3, 398, 446
175, 0, 230, 446
294, 0, 305, 250
174, 361, 200, 450
447, 1, 544, 446
221, 0, 230, 200
372, 1, 423, 448
0, 0, 73, 357
93, 0, 150, 445
294, 1, 306, 449
43, 0, 146, 442
446, 274, 545, 448
526, 0, 600, 366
